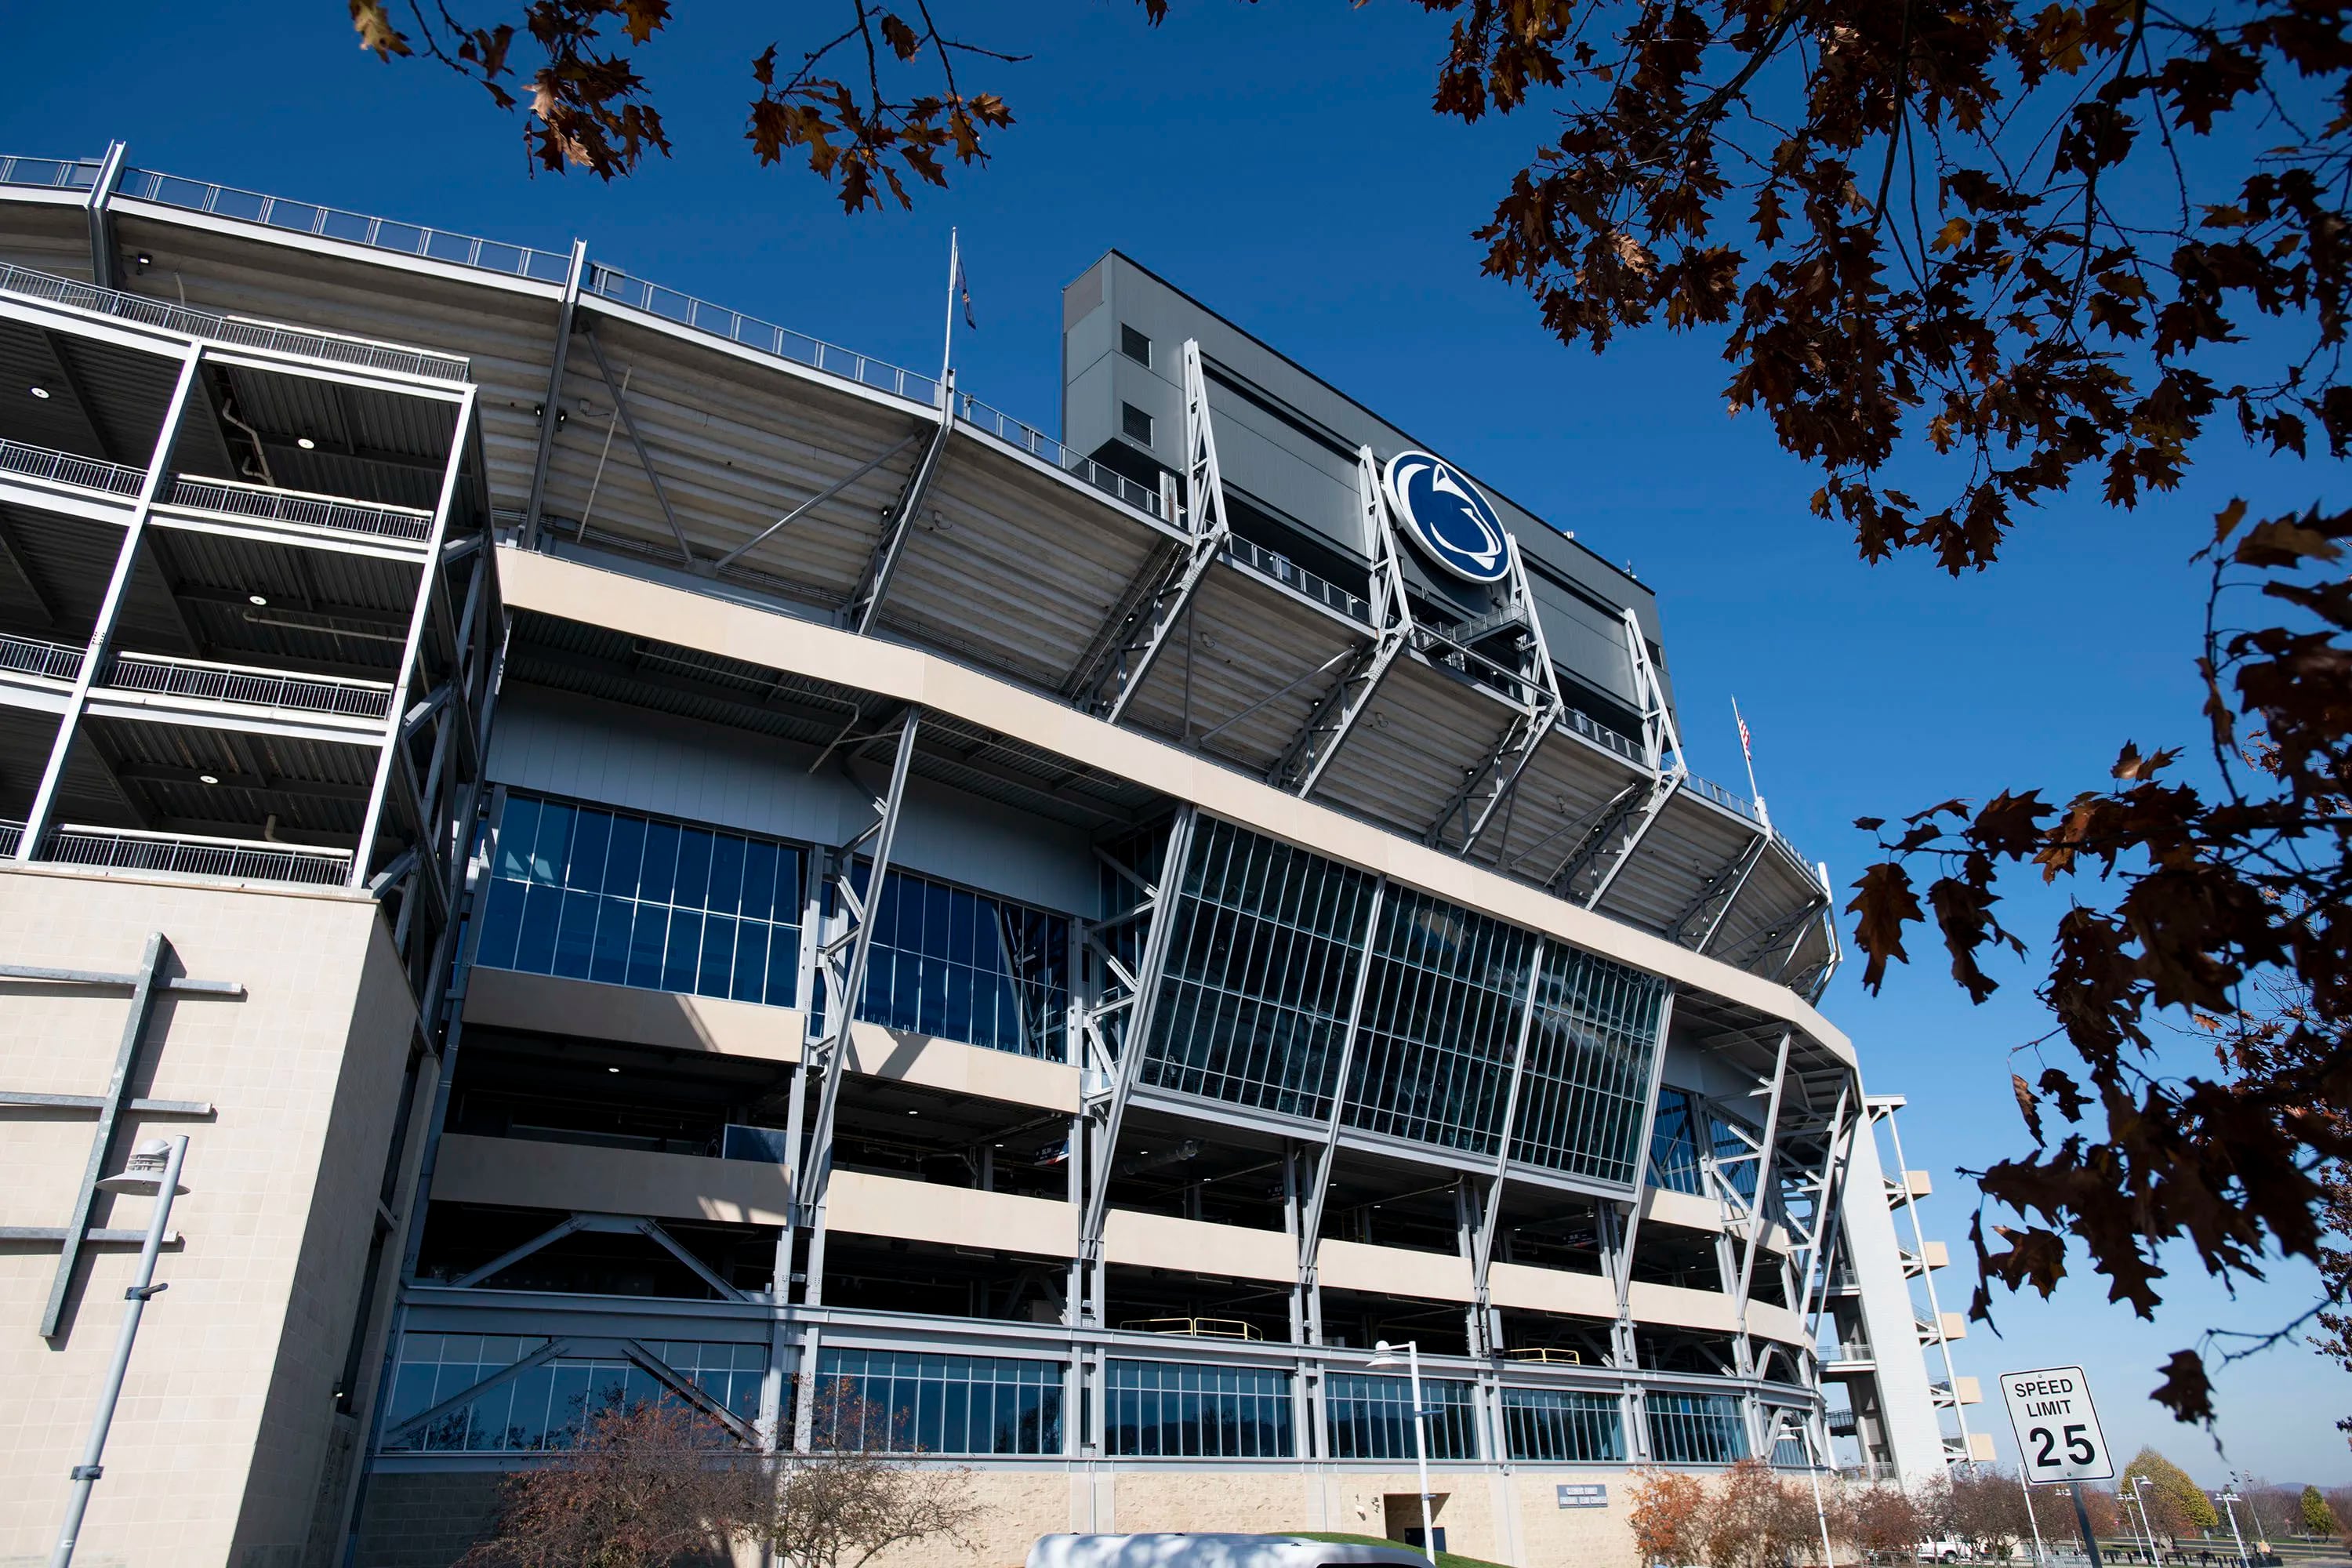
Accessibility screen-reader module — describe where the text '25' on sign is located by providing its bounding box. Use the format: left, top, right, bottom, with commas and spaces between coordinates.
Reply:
1999, 1366, 2114, 1483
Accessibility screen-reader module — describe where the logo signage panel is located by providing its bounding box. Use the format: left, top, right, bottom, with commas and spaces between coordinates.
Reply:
1998, 1365, 2114, 1483
1383, 449, 1512, 584
1557, 1484, 1607, 1509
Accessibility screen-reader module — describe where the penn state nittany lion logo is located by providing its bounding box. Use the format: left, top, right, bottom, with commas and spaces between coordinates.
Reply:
1382, 450, 1512, 584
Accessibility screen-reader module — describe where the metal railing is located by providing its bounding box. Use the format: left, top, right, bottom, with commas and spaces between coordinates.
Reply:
0, 819, 20, 857
955, 393, 1167, 518
586, 263, 942, 408
106, 651, 395, 720
0, 260, 470, 383
1824, 1341, 1876, 1363
0, 156, 100, 192
1223, 535, 1371, 624
117, 168, 575, 283
167, 474, 435, 543
0, 633, 87, 683
0, 437, 145, 497
1560, 703, 1646, 766
1685, 772, 1760, 823
1504, 1347, 1586, 1365
1117, 1316, 1265, 1341
43, 824, 352, 885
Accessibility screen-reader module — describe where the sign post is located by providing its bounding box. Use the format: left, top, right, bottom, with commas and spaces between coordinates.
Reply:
2000, 1367, 2115, 1568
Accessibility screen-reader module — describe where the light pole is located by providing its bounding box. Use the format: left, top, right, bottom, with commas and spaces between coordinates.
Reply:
2218, 1492, 2249, 1568
1368, 1341, 1436, 1563
2017, 1468, 2049, 1567
1772, 1410, 1838, 1568
2128, 1477, 2163, 1566
50, 1136, 190, 1568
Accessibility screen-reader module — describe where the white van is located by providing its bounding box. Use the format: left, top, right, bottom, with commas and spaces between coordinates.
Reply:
1027, 1534, 1434, 1568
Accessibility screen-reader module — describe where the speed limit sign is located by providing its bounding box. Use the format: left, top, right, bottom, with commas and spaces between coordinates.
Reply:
1999, 1365, 2114, 1482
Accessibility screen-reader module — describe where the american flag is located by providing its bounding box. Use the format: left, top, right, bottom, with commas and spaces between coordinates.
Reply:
1736, 701, 1753, 760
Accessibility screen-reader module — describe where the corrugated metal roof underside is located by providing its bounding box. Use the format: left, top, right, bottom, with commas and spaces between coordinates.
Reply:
0, 701, 60, 817
74, 713, 375, 843
0, 201, 94, 282
1461, 728, 1650, 887
132, 524, 419, 676
0, 316, 183, 464
0, 499, 129, 638
1309, 654, 1530, 838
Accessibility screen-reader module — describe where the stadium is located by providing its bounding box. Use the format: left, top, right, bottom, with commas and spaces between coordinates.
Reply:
0, 143, 1987, 1567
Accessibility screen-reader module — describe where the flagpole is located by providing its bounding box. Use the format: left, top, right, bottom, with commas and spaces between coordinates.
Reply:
1733, 695, 1769, 829
939, 226, 959, 401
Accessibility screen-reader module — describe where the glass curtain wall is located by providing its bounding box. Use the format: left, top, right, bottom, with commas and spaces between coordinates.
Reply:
1142, 817, 1669, 1181
382, 1334, 763, 1453
1498, 1386, 1628, 1461
1143, 818, 1378, 1117
1647, 1391, 1751, 1462
851, 862, 1070, 1060
812, 1348, 1063, 1454
1341, 889, 1534, 1153
1104, 1360, 1294, 1457
1324, 1374, 1480, 1460
1511, 947, 1668, 1185
477, 794, 804, 1007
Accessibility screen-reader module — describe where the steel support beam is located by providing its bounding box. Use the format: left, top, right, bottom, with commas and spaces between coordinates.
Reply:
713, 432, 922, 574
1468, 937, 1547, 1354
521, 240, 588, 550
1668, 834, 1768, 953
843, 394, 953, 635
18, 345, 203, 862
1610, 985, 1681, 1359
350, 387, 476, 891
1269, 447, 1407, 796
1067, 342, 1232, 722
84, 141, 127, 291
1077, 807, 1199, 1323
1294, 876, 1388, 1341
580, 324, 695, 568
1732, 1031, 1794, 1334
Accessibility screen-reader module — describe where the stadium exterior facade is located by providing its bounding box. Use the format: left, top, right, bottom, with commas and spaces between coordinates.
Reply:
0, 146, 1990, 1568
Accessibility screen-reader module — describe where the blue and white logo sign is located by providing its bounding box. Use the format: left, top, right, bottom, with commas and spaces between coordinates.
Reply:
1382, 450, 1512, 584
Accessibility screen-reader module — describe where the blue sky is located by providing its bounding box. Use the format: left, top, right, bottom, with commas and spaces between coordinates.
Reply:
10, 0, 2344, 1485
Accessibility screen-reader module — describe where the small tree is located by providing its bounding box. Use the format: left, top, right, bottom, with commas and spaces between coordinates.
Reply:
1842, 1486, 1929, 1564
1700, 1460, 1816, 1568
1630, 1468, 1712, 1567
2299, 1487, 2339, 1537
457, 1398, 757, 1568
2127, 1450, 2220, 1539
753, 1377, 981, 1568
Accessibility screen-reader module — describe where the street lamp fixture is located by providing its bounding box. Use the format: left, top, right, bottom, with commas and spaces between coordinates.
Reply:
1367, 1341, 1437, 1564
2217, 1491, 2250, 1568
49, 1136, 190, 1568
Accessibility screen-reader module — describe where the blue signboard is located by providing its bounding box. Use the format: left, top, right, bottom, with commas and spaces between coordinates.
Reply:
1557, 1483, 1608, 1509
1383, 449, 1512, 584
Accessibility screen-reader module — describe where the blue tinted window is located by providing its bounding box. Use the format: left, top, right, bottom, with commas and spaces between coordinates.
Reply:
815, 1349, 1062, 1455
844, 866, 1069, 1060
477, 793, 804, 1010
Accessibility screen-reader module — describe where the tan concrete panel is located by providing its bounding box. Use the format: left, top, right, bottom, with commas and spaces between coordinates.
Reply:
1748, 1300, 1810, 1345
1637, 1185, 1725, 1232
463, 966, 804, 1062
826, 1169, 1078, 1258
431, 1132, 793, 1226
1627, 1280, 1740, 1333
844, 1021, 1079, 1113
497, 548, 1853, 1067
0, 869, 403, 1568
1486, 1261, 1618, 1319
1102, 1208, 1296, 1283
1317, 1240, 1474, 1303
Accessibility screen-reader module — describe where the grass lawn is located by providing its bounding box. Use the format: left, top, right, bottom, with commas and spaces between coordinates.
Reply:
1283, 1530, 1515, 1568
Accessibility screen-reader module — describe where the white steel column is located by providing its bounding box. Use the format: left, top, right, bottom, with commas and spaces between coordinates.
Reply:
17, 345, 204, 862
1836, 1093, 1947, 1479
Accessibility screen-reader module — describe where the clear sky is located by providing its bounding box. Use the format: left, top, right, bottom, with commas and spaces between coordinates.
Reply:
9, 0, 2343, 1486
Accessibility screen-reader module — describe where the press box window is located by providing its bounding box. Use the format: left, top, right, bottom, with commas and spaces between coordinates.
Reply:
1120, 402, 1153, 445
1120, 324, 1152, 365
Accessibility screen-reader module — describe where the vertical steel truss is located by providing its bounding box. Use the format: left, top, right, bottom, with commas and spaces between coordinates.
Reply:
1065, 343, 1232, 722
1559, 610, 1688, 909
83, 140, 128, 290
351, 389, 495, 1014
1872, 1098, 1976, 1463
1076, 808, 1198, 1324
1266, 447, 1409, 795
1781, 1080, 1859, 1350
1714, 887, 1831, 980
1465, 937, 1547, 1355
844, 379, 955, 636
1610, 985, 1681, 1368
791, 710, 923, 1276
1423, 534, 1569, 858
1292, 876, 1388, 1343
1728, 1033, 1794, 1350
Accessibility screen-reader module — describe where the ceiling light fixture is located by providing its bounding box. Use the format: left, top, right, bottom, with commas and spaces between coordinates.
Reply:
296, 437, 317, 450
198, 773, 220, 786
248, 594, 267, 606
607, 1066, 619, 1073
29, 386, 49, 400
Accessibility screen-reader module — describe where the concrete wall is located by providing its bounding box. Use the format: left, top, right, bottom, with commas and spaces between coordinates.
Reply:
0, 866, 415, 1568
357, 1459, 1650, 1568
